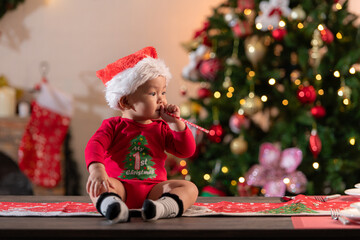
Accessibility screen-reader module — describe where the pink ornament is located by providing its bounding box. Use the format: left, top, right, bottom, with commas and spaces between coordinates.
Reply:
259, 143, 281, 168
272, 28, 287, 41
229, 113, 250, 133
280, 148, 302, 173
285, 171, 307, 194
264, 180, 286, 197
198, 58, 221, 81
297, 85, 317, 104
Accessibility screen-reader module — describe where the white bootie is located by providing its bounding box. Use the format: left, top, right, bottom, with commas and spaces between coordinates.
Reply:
141, 193, 183, 221
96, 192, 130, 223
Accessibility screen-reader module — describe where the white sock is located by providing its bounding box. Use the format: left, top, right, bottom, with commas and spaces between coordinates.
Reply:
97, 193, 129, 223
142, 195, 180, 221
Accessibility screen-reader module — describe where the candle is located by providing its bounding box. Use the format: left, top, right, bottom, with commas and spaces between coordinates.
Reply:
0, 86, 16, 117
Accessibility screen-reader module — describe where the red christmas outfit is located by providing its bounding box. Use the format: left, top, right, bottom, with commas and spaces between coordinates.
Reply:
85, 117, 196, 208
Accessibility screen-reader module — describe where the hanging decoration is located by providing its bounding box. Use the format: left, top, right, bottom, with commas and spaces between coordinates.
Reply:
230, 135, 248, 155
255, 0, 291, 31
296, 85, 317, 104
309, 128, 322, 159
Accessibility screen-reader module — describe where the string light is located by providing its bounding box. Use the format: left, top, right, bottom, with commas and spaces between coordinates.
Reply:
283, 178, 290, 184
297, 23, 304, 29
249, 71, 255, 77
214, 91, 221, 98
231, 180, 237, 186
181, 169, 188, 175
318, 89, 324, 95
180, 160, 187, 167
343, 98, 350, 105
333, 70, 340, 78
349, 67, 356, 74
228, 87, 235, 93
315, 74, 322, 81
294, 79, 301, 85
256, 23, 262, 30
227, 92, 233, 98
336, 32, 343, 39
240, 98, 246, 105
338, 88, 344, 97
203, 174, 211, 181
268, 78, 276, 85
244, 9, 252, 15
318, 24, 324, 31
238, 177, 245, 183
221, 166, 229, 173
279, 20, 286, 28
261, 95, 268, 102
349, 137, 356, 145
336, 3, 342, 10
313, 162, 319, 169
282, 99, 289, 106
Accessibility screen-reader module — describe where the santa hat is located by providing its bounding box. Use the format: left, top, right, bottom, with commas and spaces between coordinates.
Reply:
96, 46, 172, 110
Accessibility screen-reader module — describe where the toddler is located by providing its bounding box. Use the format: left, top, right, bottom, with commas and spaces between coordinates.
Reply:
85, 46, 198, 223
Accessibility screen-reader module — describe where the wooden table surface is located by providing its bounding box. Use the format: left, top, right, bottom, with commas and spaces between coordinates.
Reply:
0, 195, 359, 240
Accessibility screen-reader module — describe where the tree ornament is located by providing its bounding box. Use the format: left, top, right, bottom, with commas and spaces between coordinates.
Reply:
320, 28, 334, 44
338, 85, 352, 99
224, 12, 252, 38
297, 85, 317, 104
197, 87, 212, 99
245, 36, 267, 66
179, 101, 192, 118
311, 105, 326, 118
182, 44, 210, 81
309, 129, 322, 159
199, 57, 221, 81
255, 0, 291, 32
290, 5, 306, 21
242, 93, 263, 116
180, 85, 187, 96
230, 136, 248, 155
208, 124, 224, 143
229, 113, 250, 133
272, 28, 287, 41
237, 0, 255, 11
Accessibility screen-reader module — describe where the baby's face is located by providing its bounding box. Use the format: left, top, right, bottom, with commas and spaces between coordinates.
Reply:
126, 76, 167, 121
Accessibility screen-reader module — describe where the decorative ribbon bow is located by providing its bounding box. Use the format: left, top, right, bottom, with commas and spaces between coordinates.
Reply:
245, 142, 307, 197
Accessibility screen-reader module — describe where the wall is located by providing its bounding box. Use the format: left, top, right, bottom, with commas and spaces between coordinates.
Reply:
0, 0, 223, 195
0, 0, 359, 195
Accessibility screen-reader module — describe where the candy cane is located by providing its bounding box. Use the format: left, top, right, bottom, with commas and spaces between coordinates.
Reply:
166, 112, 209, 134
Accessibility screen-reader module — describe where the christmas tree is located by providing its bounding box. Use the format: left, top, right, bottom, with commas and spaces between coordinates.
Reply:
180, 0, 360, 196
119, 135, 157, 180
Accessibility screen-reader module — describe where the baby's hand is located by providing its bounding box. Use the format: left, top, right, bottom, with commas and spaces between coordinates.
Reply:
160, 104, 180, 121
86, 163, 113, 198
160, 104, 186, 131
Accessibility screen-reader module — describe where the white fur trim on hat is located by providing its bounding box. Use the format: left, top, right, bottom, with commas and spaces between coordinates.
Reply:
105, 57, 171, 110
